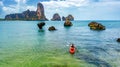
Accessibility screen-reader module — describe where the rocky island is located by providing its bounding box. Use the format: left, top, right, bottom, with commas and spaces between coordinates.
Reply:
62, 14, 74, 21
5, 3, 48, 21
51, 13, 61, 21
4, 2, 75, 21
88, 21, 106, 30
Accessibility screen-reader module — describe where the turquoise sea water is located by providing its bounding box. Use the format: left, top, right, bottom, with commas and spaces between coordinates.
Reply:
0, 20, 120, 67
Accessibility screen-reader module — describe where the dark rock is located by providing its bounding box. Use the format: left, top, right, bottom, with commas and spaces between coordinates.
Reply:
37, 22, 45, 29
62, 16, 66, 21
51, 13, 61, 21
5, 2, 48, 21
48, 26, 56, 31
22, 10, 37, 19
5, 10, 37, 20
5, 13, 26, 20
88, 21, 105, 30
64, 18, 73, 26
117, 38, 120, 42
62, 14, 74, 21
67, 14, 74, 21
36, 3, 48, 20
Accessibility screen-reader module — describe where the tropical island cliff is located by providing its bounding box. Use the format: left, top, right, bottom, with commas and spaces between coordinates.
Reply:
4, 2, 74, 21
5, 3, 48, 21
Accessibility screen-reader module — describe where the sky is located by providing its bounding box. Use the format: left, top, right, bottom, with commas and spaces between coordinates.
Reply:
0, 0, 120, 20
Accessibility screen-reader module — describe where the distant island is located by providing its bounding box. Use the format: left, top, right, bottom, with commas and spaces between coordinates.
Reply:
5, 3, 48, 21
4, 2, 74, 21
51, 13, 74, 21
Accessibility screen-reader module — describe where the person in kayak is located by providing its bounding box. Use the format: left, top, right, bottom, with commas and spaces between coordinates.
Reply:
69, 44, 76, 55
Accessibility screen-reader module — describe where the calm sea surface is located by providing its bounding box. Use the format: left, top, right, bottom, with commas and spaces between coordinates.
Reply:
0, 20, 120, 67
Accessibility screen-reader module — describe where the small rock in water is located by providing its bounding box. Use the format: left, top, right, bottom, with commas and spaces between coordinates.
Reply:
48, 26, 56, 31
64, 18, 73, 26
37, 22, 45, 29
117, 38, 120, 42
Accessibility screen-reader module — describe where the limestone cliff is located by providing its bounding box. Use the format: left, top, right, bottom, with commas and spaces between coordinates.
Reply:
36, 3, 48, 20
5, 3, 48, 21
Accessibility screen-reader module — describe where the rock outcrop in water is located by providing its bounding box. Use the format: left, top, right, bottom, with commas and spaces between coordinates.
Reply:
51, 13, 61, 21
62, 16, 66, 21
67, 14, 74, 21
64, 18, 73, 26
5, 3, 48, 21
48, 26, 56, 31
37, 22, 45, 29
88, 21, 105, 30
62, 14, 74, 21
117, 38, 120, 42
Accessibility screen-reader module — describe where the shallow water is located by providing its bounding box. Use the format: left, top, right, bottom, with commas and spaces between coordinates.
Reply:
0, 20, 120, 67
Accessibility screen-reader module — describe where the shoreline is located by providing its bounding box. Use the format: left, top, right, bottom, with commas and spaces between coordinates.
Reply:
0, 20, 120, 22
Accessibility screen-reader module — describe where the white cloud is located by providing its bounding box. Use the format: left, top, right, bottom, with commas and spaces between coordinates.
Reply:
76, 1, 120, 20
87, 1, 120, 9
26, 5, 36, 11
98, 0, 120, 2
14, 0, 27, 12
2, 0, 36, 15
41, 0, 120, 20
0, 1, 3, 6
2, 5, 18, 14
15, 0, 27, 4
2, 5, 36, 14
41, 0, 90, 19
42, 0, 89, 8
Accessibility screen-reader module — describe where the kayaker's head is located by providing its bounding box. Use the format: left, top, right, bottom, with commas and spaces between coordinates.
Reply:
71, 44, 75, 48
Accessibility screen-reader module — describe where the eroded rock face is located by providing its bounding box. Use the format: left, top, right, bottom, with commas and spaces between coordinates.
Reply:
117, 38, 120, 42
64, 18, 73, 26
36, 3, 48, 20
48, 26, 56, 31
67, 14, 74, 21
37, 22, 45, 29
88, 21, 105, 30
62, 14, 74, 21
51, 13, 61, 21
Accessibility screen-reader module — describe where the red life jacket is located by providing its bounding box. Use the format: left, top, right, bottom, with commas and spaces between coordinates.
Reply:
69, 47, 75, 54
